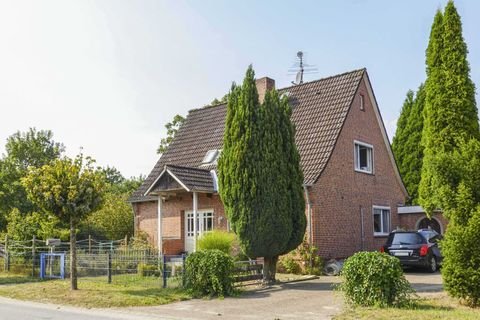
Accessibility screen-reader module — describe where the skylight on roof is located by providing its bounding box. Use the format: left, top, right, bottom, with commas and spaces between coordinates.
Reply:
202, 150, 219, 164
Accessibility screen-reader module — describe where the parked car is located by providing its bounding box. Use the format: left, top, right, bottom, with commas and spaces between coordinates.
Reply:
380, 229, 443, 272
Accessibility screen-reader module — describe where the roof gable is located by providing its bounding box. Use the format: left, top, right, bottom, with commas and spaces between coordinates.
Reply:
130, 68, 375, 202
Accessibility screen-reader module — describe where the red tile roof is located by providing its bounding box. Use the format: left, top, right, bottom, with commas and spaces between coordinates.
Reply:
130, 68, 365, 202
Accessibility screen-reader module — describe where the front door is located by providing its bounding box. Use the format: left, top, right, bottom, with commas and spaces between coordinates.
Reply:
185, 210, 214, 253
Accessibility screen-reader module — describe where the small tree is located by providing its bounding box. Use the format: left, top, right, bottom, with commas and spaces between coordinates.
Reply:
22, 154, 105, 290
218, 66, 305, 282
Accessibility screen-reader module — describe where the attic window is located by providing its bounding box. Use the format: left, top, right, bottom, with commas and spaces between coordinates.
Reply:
360, 94, 365, 111
202, 150, 220, 164
354, 141, 373, 174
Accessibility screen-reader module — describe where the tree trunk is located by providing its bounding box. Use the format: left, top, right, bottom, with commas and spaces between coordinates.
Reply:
263, 256, 278, 284
70, 218, 78, 290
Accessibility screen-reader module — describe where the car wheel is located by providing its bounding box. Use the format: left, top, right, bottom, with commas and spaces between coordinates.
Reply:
427, 256, 437, 273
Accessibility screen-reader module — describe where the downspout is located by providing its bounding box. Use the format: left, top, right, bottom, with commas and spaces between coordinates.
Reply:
130, 203, 136, 237
360, 206, 365, 251
193, 192, 198, 252
157, 196, 163, 257
303, 185, 313, 246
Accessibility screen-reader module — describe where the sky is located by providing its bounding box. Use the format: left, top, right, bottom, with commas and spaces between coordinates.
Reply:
0, 0, 479, 178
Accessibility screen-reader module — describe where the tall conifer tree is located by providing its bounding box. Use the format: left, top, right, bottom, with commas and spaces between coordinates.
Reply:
392, 85, 425, 204
419, 2, 479, 214
417, 1, 480, 305
218, 66, 305, 282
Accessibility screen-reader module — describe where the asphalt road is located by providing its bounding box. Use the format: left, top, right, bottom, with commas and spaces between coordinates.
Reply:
0, 296, 174, 320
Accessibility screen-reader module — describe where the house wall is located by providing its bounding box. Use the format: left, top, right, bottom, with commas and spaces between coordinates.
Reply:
398, 212, 448, 234
133, 193, 227, 255
308, 77, 407, 259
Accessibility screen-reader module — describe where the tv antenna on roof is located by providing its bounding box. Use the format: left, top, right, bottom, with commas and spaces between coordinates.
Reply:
288, 51, 318, 85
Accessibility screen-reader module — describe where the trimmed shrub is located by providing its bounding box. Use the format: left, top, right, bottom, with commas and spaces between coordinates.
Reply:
184, 249, 234, 297
339, 251, 415, 307
442, 208, 480, 307
197, 231, 236, 255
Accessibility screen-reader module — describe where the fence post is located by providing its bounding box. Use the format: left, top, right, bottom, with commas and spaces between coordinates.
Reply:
4, 235, 9, 272
88, 235, 92, 254
182, 254, 186, 287
162, 254, 167, 288
107, 252, 112, 284
32, 235, 36, 277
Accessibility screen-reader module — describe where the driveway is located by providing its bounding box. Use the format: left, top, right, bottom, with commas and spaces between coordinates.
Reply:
0, 272, 442, 320
403, 270, 443, 295
128, 278, 343, 320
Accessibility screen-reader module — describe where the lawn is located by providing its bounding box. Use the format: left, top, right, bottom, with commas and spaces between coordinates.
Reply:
0, 273, 190, 308
334, 294, 480, 320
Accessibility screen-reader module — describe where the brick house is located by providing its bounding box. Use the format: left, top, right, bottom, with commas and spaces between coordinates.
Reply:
129, 68, 441, 259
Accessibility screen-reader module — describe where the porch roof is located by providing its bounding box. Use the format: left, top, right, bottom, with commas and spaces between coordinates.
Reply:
144, 164, 217, 195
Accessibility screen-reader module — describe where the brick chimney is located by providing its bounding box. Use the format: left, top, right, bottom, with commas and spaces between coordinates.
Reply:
256, 77, 275, 103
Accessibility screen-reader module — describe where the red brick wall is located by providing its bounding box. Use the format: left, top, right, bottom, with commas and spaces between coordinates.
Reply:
398, 213, 448, 234
133, 193, 227, 254
309, 77, 407, 259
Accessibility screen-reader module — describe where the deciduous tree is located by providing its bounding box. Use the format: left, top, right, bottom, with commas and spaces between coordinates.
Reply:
0, 128, 64, 227
22, 154, 105, 290
157, 114, 185, 154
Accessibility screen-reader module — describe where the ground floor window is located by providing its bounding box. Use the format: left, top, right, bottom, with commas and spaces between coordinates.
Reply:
373, 206, 390, 235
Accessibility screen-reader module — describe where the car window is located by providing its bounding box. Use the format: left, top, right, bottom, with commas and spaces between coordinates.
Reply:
429, 234, 442, 243
390, 233, 424, 245
419, 230, 440, 242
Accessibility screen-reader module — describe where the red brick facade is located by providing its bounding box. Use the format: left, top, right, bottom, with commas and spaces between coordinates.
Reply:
307, 78, 407, 258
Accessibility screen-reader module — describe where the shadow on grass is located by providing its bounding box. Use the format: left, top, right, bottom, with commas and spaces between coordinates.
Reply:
0, 274, 41, 285
407, 301, 454, 312
122, 287, 188, 299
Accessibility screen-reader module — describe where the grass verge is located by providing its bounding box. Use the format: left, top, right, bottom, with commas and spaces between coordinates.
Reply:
334, 294, 480, 320
0, 273, 191, 308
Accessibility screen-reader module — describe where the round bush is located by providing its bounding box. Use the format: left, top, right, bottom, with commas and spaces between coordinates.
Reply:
339, 251, 414, 307
184, 249, 234, 297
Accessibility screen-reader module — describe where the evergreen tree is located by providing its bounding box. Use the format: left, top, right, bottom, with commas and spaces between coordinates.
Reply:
418, 9, 445, 213
417, 1, 480, 305
419, 2, 479, 214
218, 66, 305, 282
392, 85, 425, 204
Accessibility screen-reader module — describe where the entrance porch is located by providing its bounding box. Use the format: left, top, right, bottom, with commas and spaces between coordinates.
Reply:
142, 165, 227, 255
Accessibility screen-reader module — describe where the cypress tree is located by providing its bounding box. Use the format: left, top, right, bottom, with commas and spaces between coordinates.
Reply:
418, 9, 445, 213
419, 1, 479, 214
417, 1, 480, 305
218, 66, 305, 282
392, 85, 425, 204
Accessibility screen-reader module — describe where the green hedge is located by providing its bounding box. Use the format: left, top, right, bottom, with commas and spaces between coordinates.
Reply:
338, 251, 415, 307
184, 249, 234, 297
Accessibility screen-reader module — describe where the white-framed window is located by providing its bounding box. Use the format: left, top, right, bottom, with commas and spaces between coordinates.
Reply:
185, 210, 214, 238
360, 94, 365, 111
354, 140, 373, 174
373, 206, 390, 236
